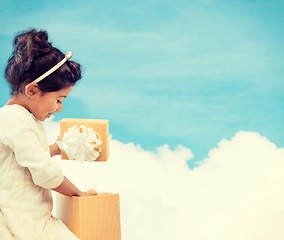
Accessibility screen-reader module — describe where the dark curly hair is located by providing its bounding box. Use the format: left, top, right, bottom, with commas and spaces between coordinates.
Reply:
5, 29, 82, 95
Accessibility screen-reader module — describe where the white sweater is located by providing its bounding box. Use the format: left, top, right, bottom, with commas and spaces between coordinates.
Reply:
0, 104, 78, 240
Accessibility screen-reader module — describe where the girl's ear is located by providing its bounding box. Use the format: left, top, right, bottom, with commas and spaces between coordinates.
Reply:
25, 82, 40, 98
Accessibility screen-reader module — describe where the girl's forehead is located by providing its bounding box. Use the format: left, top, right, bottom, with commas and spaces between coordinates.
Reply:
56, 86, 73, 96
42, 86, 73, 98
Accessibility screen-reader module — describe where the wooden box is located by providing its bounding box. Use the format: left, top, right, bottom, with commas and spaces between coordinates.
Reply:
60, 118, 109, 161
56, 193, 121, 240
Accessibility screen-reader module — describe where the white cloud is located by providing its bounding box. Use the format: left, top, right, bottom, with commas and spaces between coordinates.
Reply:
44, 120, 284, 240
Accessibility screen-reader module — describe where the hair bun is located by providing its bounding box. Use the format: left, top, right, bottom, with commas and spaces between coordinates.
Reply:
14, 29, 52, 70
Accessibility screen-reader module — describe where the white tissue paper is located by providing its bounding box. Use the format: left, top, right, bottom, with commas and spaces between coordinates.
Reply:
58, 125, 102, 162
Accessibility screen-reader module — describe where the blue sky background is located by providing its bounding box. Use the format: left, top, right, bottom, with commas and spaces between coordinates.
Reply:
0, 0, 283, 166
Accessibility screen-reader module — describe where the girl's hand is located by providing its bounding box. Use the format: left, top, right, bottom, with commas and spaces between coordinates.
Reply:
49, 137, 61, 157
79, 189, 98, 197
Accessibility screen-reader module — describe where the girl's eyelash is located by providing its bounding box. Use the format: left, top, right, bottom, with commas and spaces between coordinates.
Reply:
57, 100, 62, 104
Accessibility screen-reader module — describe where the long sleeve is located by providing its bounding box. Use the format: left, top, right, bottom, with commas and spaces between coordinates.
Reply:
0, 105, 64, 189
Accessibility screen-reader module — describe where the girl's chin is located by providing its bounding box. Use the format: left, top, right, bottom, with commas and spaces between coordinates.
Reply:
35, 115, 49, 121
33, 113, 53, 121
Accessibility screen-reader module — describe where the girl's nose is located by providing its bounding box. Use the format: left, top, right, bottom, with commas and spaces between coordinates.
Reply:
57, 104, 63, 112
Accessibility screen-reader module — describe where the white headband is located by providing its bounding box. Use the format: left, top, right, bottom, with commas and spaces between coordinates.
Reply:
32, 51, 72, 83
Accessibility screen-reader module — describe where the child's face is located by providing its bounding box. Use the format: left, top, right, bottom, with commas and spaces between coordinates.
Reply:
32, 86, 73, 121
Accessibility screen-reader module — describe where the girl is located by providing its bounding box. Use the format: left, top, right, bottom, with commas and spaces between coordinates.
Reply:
0, 29, 91, 239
